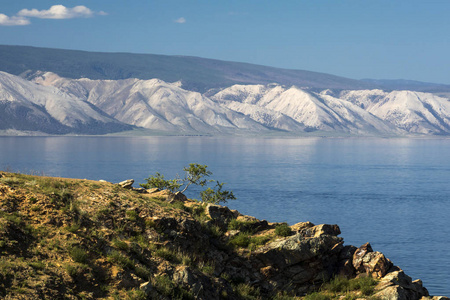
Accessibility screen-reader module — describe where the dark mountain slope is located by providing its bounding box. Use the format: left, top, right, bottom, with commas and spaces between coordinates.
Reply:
0, 45, 373, 92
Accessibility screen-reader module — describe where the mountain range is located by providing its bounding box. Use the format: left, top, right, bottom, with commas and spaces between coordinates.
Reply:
1, 45, 450, 136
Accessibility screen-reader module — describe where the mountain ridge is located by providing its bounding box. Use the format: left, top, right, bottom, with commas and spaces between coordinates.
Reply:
0, 45, 378, 92
1, 45, 450, 136
2, 70, 450, 136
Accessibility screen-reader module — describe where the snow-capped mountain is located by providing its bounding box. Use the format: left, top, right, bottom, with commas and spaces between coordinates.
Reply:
212, 83, 450, 135
32, 72, 269, 134
211, 84, 402, 135
340, 90, 450, 134
0, 71, 131, 134
2, 68, 450, 136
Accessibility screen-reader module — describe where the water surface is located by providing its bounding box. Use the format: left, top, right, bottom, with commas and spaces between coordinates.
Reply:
1, 136, 449, 295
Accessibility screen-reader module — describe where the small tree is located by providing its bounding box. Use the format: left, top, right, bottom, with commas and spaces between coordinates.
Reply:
180, 163, 212, 193
140, 172, 181, 192
140, 164, 235, 205
200, 181, 236, 204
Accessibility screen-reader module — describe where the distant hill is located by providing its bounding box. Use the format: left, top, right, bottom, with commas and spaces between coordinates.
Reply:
0, 45, 374, 92
361, 79, 450, 93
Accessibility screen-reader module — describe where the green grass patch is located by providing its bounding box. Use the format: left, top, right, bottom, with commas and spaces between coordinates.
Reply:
126, 210, 138, 221
229, 232, 251, 248
233, 283, 260, 300
304, 275, 379, 300
112, 239, 129, 251
69, 246, 89, 264
29, 261, 45, 270
152, 275, 194, 299
107, 250, 134, 269
65, 223, 80, 233
154, 247, 180, 264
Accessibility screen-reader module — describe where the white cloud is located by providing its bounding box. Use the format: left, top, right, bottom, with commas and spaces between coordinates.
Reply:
0, 14, 30, 26
174, 17, 186, 24
0, 5, 107, 26
18, 5, 94, 19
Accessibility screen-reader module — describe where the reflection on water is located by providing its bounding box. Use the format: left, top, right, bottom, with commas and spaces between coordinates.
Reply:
1, 136, 450, 295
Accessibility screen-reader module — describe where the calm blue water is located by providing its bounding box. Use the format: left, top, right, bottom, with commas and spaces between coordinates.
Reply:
1, 136, 449, 296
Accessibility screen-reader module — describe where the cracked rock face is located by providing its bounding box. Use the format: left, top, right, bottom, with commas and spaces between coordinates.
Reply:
374, 270, 430, 300
352, 242, 393, 278
251, 224, 344, 293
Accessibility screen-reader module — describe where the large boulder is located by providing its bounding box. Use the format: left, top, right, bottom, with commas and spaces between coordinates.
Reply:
205, 204, 237, 221
374, 270, 430, 300
168, 191, 188, 203
252, 224, 344, 293
290, 221, 315, 233
353, 242, 392, 278
205, 203, 239, 230
337, 245, 357, 277
118, 179, 134, 189
299, 224, 341, 238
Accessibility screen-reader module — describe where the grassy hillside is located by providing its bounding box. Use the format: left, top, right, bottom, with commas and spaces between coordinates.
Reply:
0, 171, 391, 300
0, 45, 373, 92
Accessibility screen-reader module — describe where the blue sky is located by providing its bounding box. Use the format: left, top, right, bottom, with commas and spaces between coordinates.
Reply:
1, 0, 449, 84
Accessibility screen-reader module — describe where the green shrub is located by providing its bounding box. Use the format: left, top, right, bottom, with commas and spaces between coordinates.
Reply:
229, 233, 251, 248
275, 223, 292, 237
228, 219, 255, 231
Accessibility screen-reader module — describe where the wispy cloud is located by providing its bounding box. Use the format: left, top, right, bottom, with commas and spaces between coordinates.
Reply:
0, 14, 30, 26
174, 17, 186, 24
0, 5, 106, 26
18, 5, 94, 19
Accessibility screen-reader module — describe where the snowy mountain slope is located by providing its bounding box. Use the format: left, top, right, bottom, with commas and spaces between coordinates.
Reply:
341, 90, 450, 134
33, 72, 269, 134
23, 71, 450, 136
0, 71, 131, 134
212, 84, 400, 134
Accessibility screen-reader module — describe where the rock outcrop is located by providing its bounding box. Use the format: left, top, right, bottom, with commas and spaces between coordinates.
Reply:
0, 172, 447, 299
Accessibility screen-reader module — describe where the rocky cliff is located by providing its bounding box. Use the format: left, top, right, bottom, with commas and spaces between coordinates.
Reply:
0, 172, 447, 299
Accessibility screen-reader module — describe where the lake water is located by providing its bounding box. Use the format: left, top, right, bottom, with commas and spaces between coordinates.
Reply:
1, 136, 449, 296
